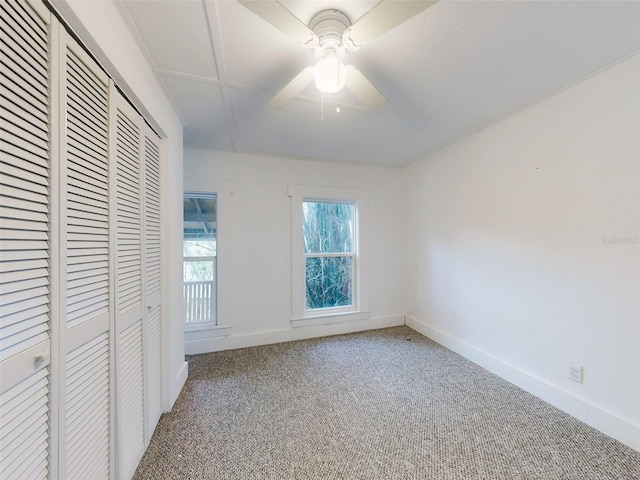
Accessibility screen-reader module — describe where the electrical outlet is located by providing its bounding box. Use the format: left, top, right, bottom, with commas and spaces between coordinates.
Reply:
568, 362, 583, 383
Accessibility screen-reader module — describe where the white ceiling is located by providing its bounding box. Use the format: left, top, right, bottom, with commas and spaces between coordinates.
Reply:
119, 0, 640, 167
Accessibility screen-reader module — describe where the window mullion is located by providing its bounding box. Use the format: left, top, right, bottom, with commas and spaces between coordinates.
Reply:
303, 252, 354, 258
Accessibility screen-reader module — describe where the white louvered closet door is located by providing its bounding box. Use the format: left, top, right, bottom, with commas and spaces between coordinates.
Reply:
143, 126, 162, 442
61, 32, 112, 480
111, 87, 146, 480
0, 1, 53, 479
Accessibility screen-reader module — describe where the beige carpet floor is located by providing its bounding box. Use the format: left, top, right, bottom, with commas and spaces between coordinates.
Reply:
133, 326, 640, 479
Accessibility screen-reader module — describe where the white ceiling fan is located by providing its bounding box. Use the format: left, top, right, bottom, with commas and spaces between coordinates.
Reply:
239, 1, 439, 111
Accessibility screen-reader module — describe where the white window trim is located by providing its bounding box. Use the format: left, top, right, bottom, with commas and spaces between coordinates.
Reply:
289, 185, 370, 325
182, 179, 233, 342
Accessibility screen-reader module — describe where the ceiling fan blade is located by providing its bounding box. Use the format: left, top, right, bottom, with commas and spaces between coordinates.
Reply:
343, 0, 438, 50
239, 1, 317, 48
268, 67, 315, 108
345, 66, 386, 111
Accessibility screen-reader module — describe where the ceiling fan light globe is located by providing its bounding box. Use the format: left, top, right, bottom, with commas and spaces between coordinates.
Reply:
314, 58, 347, 94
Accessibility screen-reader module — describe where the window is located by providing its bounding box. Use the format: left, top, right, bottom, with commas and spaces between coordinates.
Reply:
183, 193, 217, 326
290, 186, 369, 324
303, 201, 355, 310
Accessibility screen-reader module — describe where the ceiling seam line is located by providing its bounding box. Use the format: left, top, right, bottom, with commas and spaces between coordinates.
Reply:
203, 0, 239, 152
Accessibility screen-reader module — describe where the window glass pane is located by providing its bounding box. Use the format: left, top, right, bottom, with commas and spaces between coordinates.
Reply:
184, 194, 217, 256
184, 260, 214, 282
183, 240, 216, 257
303, 201, 353, 254
305, 256, 353, 309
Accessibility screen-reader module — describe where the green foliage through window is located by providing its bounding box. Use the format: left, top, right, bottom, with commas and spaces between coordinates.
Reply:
305, 256, 353, 309
303, 200, 355, 310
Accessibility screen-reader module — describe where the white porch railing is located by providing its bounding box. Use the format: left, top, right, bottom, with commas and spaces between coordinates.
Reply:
184, 257, 216, 324
184, 281, 215, 324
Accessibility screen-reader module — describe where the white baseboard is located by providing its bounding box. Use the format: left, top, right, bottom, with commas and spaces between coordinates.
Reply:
404, 315, 640, 453
184, 314, 404, 355
168, 360, 189, 410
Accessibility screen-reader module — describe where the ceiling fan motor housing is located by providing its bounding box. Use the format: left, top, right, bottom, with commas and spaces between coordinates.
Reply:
239, 0, 388, 109
310, 9, 351, 61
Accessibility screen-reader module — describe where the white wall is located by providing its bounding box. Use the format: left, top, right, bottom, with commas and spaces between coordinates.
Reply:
404, 53, 640, 450
184, 150, 406, 353
52, 0, 187, 408
61, 0, 638, 450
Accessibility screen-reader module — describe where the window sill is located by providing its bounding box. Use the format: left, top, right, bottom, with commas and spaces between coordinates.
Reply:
184, 323, 232, 337
291, 311, 370, 328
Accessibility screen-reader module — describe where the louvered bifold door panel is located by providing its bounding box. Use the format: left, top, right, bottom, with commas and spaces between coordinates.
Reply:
62, 33, 111, 480
143, 127, 162, 441
0, 1, 52, 479
115, 103, 142, 323
64, 38, 110, 330
64, 333, 109, 480
0, 368, 50, 480
143, 132, 160, 305
111, 89, 145, 480
118, 321, 144, 479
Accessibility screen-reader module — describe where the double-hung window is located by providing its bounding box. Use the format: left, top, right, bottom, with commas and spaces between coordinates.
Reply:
304, 200, 355, 311
183, 193, 217, 327
290, 186, 369, 324
182, 180, 233, 349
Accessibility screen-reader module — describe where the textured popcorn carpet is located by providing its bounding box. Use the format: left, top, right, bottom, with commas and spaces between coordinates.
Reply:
133, 326, 640, 479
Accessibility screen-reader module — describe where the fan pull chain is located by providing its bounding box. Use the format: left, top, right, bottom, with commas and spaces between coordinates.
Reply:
321, 94, 324, 121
